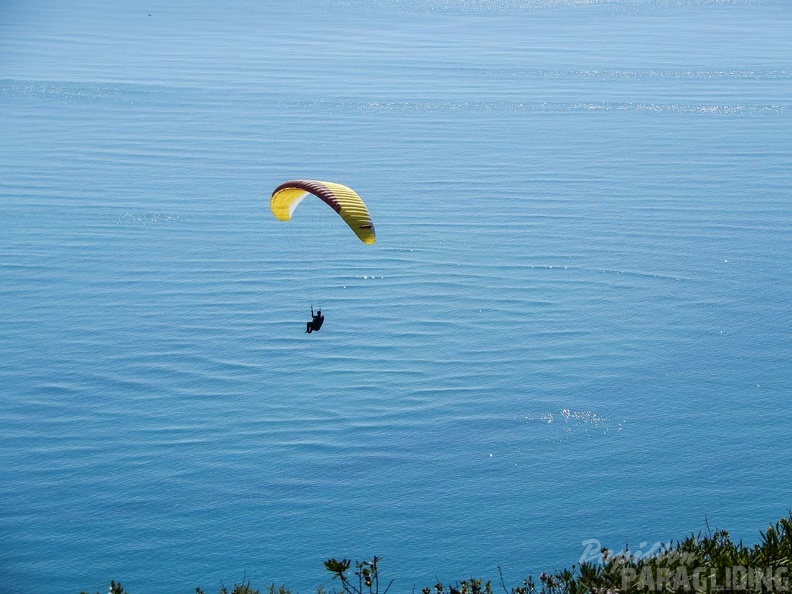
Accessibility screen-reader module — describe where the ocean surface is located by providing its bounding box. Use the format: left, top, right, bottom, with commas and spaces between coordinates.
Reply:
1, 0, 791, 592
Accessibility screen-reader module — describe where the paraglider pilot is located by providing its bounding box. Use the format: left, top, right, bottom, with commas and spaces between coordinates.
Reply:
305, 307, 324, 334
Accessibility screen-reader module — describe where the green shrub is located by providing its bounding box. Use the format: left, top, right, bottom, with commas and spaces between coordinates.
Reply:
84, 513, 792, 594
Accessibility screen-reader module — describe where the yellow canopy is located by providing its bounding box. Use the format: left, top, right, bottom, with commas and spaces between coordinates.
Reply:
270, 180, 376, 245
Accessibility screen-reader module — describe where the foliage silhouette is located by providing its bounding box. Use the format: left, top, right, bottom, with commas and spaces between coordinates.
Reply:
82, 514, 792, 594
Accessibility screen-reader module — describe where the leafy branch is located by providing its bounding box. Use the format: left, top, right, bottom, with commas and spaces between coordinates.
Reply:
324, 556, 394, 594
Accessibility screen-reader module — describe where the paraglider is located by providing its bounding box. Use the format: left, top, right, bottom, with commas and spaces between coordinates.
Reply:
270, 180, 375, 333
305, 307, 324, 334
270, 180, 376, 244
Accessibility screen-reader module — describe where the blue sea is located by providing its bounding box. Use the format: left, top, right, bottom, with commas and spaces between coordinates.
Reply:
1, 0, 791, 592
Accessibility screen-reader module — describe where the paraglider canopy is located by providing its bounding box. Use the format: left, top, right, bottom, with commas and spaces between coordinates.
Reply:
270, 180, 376, 245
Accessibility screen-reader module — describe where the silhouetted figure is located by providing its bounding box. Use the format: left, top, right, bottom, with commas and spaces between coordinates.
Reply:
305, 307, 324, 333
